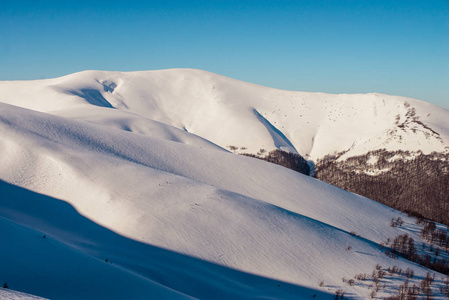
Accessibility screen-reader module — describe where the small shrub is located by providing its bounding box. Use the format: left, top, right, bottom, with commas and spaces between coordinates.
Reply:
355, 273, 369, 281
335, 289, 345, 299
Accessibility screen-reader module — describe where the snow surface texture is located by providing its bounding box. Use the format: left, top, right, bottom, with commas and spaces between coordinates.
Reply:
0, 69, 448, 299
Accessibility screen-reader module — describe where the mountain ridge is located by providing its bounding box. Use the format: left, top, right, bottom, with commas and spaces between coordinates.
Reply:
1, 69, 448, 160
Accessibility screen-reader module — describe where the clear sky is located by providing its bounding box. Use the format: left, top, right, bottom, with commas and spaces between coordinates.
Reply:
1, 0, 448, 109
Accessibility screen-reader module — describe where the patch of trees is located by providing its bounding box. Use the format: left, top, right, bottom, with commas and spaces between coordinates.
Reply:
419, 220, 449, 251
350, 263, 448, 299
386, 234, 417, 261
385, 272, 438, 300
385, 219, 449, 275
315, 149, 449, 226
341, 215, 449, 298
241, 149, 310, 176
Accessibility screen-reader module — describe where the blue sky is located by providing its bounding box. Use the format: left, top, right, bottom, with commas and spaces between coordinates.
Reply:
1, 0, 448, 108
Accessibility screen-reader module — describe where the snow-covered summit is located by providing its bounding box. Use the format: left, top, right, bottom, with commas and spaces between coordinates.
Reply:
1, 69, 447, 160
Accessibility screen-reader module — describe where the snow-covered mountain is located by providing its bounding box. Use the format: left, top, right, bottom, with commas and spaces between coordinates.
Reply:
1, 69, 448, 299
1, 69, 447, 160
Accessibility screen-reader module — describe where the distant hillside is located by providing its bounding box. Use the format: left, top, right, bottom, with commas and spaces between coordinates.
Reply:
316, 149, 449, 225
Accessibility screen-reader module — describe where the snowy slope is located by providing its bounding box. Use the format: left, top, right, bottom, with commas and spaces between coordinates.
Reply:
0, 69, 448, 161
0, 287, 47, 300
1, 70, 449, 299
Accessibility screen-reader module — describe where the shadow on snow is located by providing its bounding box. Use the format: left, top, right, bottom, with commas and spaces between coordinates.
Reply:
0, 180, 333, 300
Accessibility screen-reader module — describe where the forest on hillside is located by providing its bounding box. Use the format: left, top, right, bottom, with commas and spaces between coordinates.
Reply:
241, 149, 310, 176
315, 150, 449, 226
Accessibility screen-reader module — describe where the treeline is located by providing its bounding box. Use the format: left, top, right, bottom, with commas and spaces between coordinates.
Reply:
241, 149, 310, 176
315, 149, 449, 225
